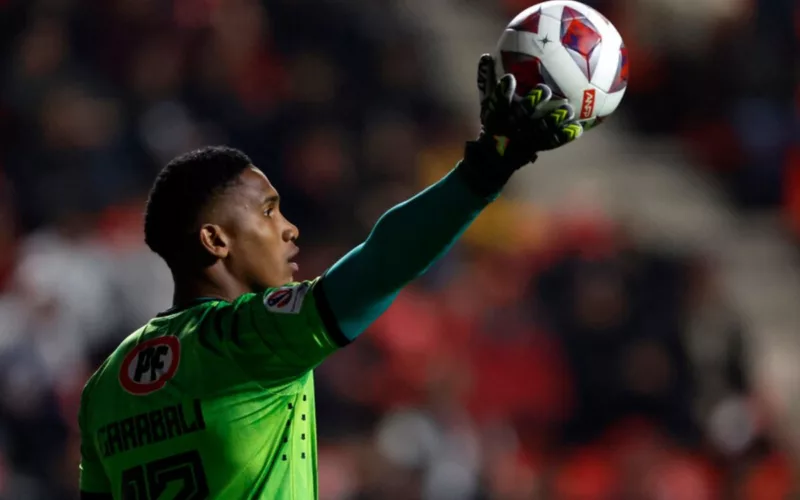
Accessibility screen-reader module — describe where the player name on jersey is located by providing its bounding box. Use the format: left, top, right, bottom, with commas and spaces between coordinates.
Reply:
98, 399, 205, 459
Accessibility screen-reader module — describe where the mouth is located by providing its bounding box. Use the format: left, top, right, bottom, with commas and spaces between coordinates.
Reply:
288, 247, 300, 273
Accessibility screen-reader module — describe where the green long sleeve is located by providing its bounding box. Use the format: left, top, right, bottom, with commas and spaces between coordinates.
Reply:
318, 145, 513, 341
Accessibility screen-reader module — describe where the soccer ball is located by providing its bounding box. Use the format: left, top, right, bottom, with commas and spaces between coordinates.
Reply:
495, 1, 629, 129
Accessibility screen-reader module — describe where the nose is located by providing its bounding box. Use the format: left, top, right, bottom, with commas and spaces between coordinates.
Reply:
283, 219, 299, 243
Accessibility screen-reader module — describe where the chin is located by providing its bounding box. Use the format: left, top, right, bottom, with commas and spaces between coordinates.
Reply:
264, 276, 293, 289
256, 269, 296, 290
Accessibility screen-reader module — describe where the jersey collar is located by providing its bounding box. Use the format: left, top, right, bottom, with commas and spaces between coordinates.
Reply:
155, 297, 225, 317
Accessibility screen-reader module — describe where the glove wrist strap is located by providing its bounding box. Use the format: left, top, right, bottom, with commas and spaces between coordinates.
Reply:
458, 140, 531, 200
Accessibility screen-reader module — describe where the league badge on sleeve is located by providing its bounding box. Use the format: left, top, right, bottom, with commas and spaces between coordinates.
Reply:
264, 282, 310, 314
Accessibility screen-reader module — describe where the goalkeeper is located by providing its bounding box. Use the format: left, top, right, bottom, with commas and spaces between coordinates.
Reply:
79, 55, 583, 500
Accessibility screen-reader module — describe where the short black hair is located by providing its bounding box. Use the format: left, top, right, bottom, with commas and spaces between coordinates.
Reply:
144, 146, 253, 269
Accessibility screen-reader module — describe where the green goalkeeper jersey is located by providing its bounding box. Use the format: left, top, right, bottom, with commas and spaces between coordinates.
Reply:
79, 160, 499, 499
78, 279, 345, 499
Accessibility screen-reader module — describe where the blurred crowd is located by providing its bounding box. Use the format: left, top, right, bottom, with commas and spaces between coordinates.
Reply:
0, 0, 796, 498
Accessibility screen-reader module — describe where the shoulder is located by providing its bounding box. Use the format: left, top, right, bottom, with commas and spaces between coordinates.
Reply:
79, 327, 141, 413
259, 280, 316, 315
226, 279, 321, 318
79, 356, 109, 431
79, 322, 173, 416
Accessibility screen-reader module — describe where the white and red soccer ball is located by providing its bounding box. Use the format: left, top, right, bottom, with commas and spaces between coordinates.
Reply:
495, 1, 629, 129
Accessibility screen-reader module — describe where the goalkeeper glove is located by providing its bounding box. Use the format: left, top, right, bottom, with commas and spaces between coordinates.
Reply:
460, 54, 584, 198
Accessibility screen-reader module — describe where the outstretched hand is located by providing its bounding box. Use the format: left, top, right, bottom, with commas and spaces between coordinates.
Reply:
476, 53, 583, 169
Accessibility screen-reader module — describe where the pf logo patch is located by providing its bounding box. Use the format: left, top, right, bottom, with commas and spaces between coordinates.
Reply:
119, 336, 181, 395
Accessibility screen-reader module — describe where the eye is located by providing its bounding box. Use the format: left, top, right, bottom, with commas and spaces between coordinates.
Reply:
264, 208, 274, 217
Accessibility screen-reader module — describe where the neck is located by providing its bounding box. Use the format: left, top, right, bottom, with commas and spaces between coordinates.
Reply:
171, 268, 251, 306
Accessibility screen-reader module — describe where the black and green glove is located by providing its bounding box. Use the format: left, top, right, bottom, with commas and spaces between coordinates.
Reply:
459, 54, 584, 198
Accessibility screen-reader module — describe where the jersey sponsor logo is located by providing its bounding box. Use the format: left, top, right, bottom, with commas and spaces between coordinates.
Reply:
580, 88, 596, 119
264, 282, 310, 314
119, 336, 181, 395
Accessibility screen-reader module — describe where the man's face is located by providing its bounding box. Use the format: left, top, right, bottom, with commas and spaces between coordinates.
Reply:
215, 166, 299, 291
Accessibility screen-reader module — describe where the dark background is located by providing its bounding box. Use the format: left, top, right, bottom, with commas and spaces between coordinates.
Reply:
0, 0, 797, 498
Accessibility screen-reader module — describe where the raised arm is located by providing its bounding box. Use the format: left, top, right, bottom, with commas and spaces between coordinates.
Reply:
318, 55, 584, 342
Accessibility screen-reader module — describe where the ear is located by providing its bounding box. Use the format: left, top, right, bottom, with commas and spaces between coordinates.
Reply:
199, 223, 230, 259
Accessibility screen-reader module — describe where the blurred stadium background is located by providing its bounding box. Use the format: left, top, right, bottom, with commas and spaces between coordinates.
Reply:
0, 0, 798, 498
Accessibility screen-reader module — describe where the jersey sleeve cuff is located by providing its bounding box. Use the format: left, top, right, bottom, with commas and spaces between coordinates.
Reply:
313, 276, 351, 348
